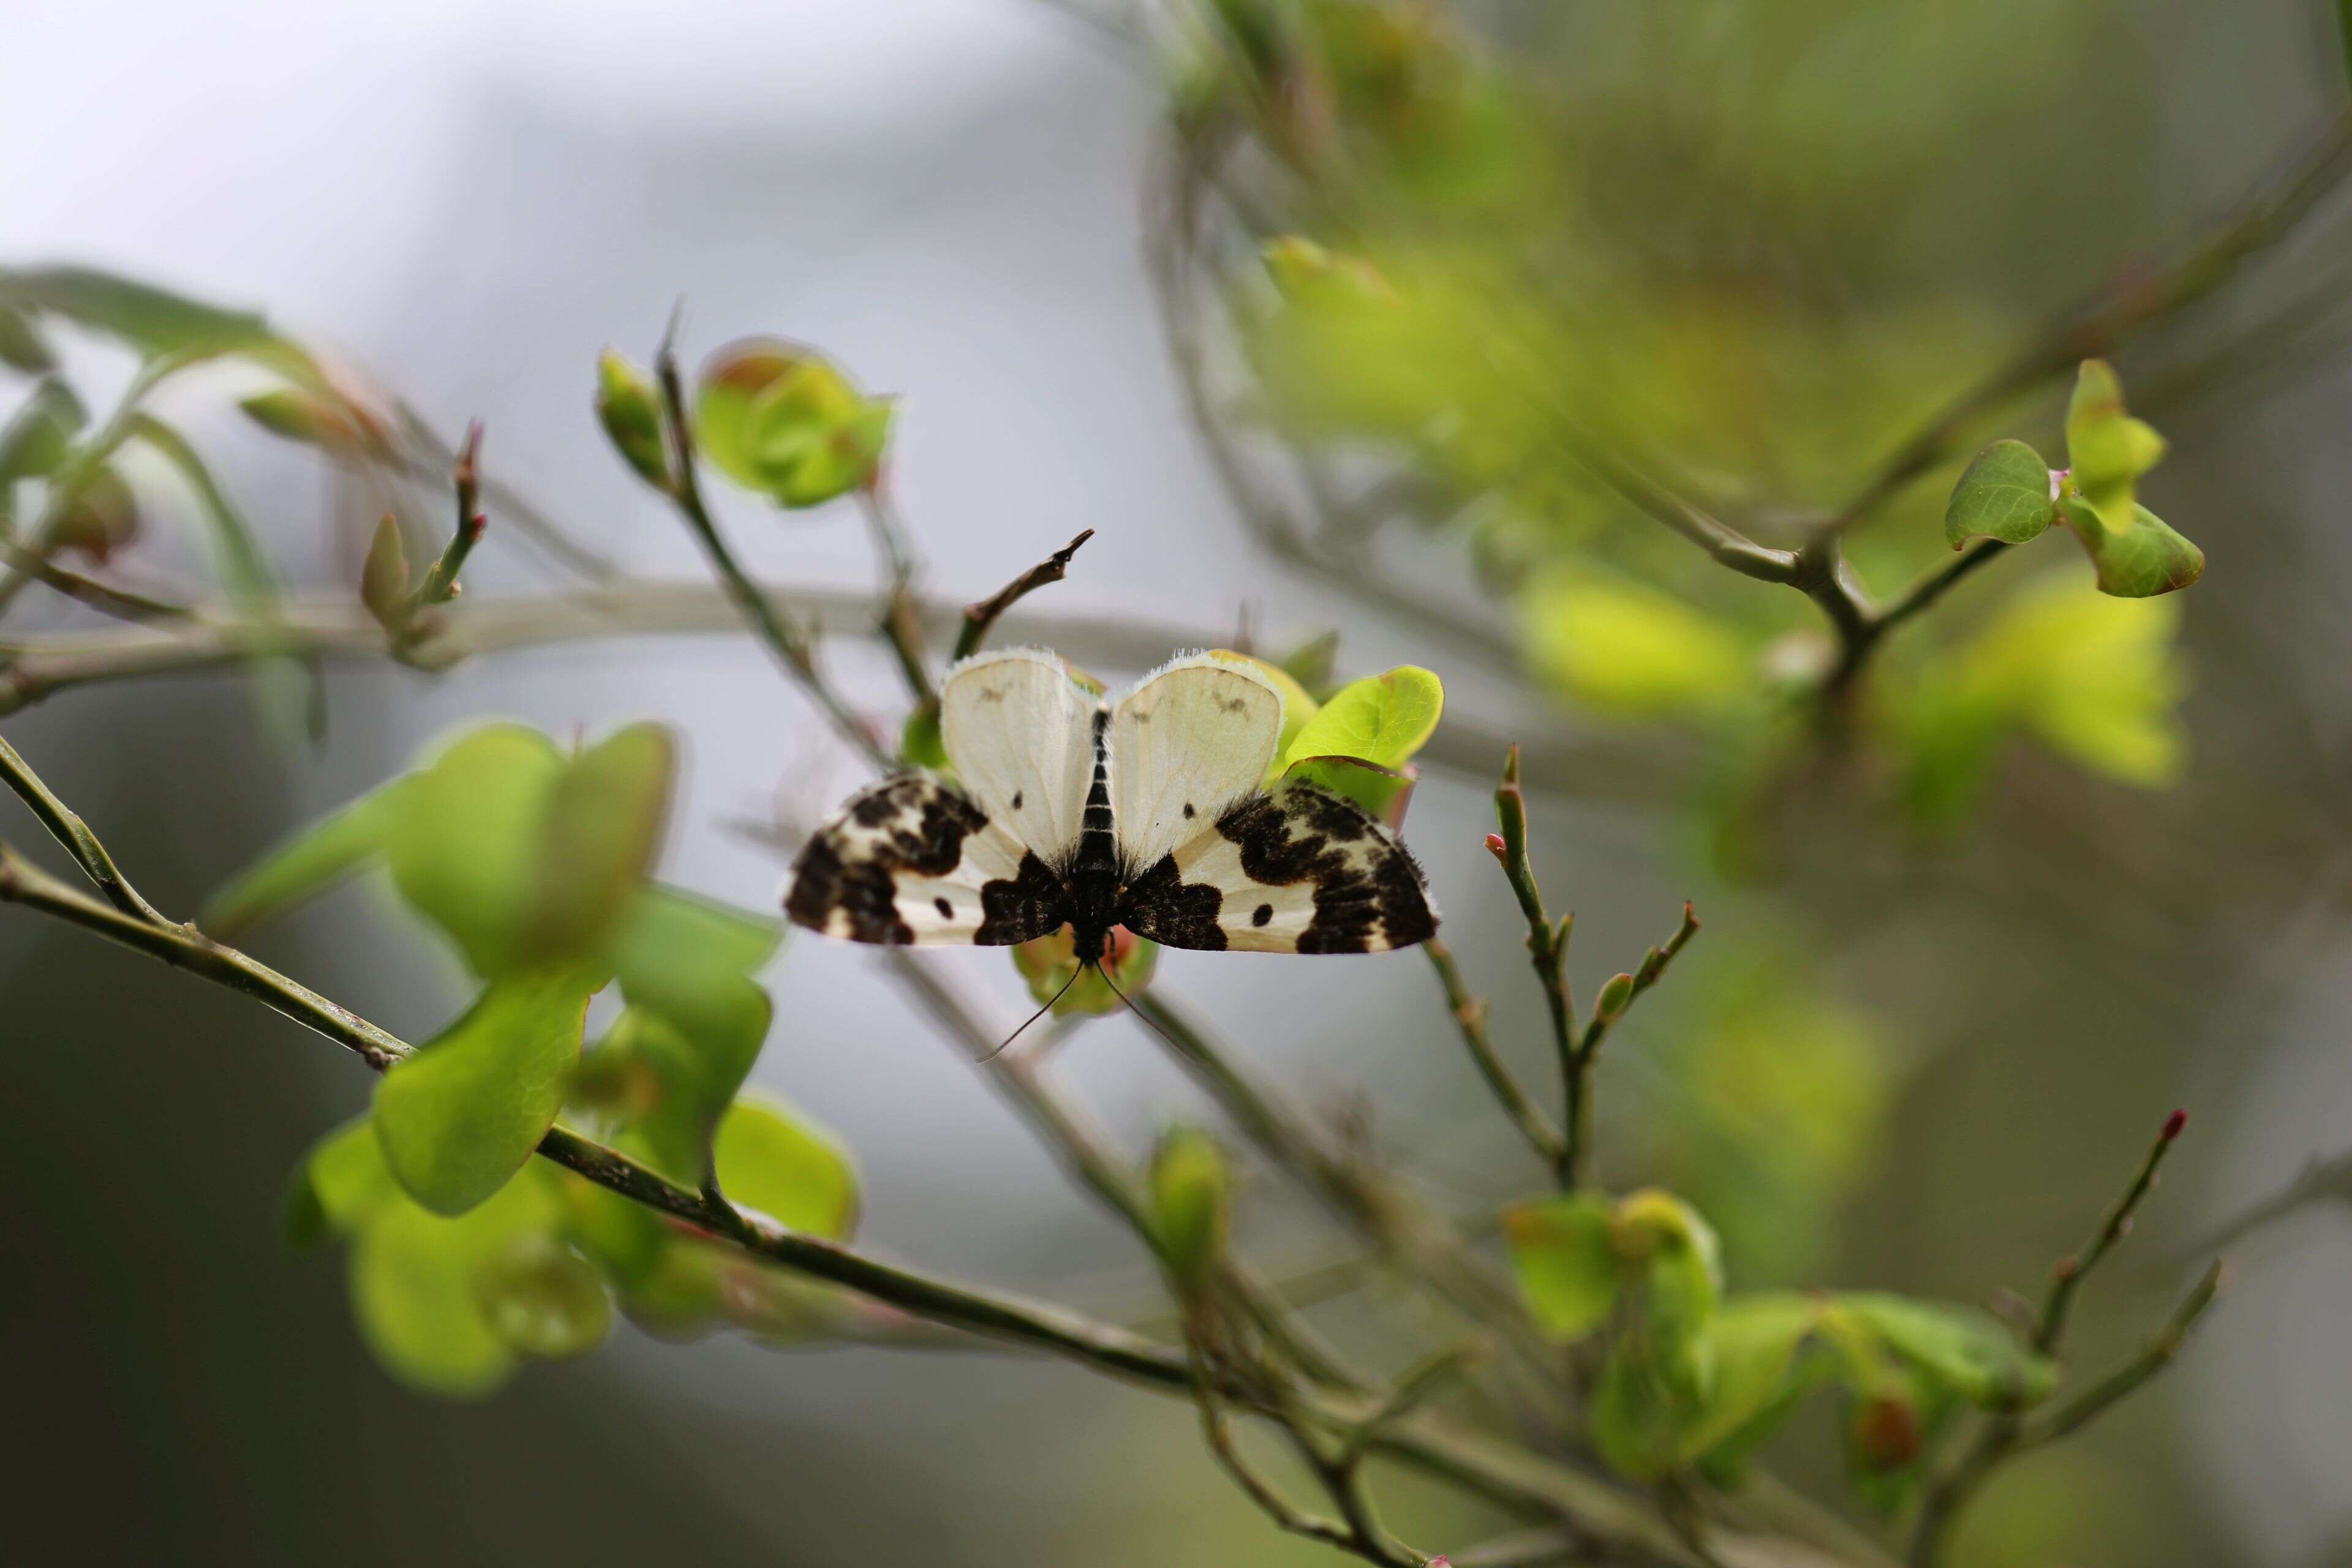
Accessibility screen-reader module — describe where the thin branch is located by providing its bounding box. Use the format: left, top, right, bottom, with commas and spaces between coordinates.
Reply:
1872, 540, 2013, 636
1424, 938, 1566, 1171
393, 402, 622, 581
406, 420, 486, 611
0, 538, 197, 624
1906, 1262, 2225, 1568
1904, 1114, 2206, 1567
952, 527, 1096, 663
2018, 1261, 2226, 1450
1489, 745, 1579, 1186
2172, 1144, 2352, 1262
0, 731, 172, 923
1572, 901, 1700, 1070
650, 330, 897, 772
2034, 1109, 2188, 1356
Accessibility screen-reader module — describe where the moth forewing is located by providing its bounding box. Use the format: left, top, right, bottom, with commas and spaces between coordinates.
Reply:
939, 647, 1099, 869
1109, 652, 1284, 873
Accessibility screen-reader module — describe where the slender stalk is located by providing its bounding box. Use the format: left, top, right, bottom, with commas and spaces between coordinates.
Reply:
1490, 746, 1579, 1185
0, 731, 172, 924
1424, 939, 1566, 1170
407, 420, 486, 611
2034, 1110, 2188, 1356
650, 331, 897, 771
952, 527, 1096, 663
1905, 1115, 2210, 1566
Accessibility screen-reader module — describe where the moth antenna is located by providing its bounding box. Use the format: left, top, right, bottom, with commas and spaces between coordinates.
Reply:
977, 965, 1084, 1063
1091, 963, 1189, 1058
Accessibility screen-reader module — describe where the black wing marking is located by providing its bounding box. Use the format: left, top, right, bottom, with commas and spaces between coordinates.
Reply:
785, 774, 1069, 946
1119, 782, 1438, 954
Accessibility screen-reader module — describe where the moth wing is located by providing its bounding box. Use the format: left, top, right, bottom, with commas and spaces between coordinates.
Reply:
783, 774, 1067, 946
940, 648, 1099, 869
1109, 652, 1284, 873
1121, 781, 1438, 954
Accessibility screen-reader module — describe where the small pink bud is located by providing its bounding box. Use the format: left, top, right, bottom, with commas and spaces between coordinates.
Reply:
2161, 1109, 2188, 1141
1483, 833, 1507, 864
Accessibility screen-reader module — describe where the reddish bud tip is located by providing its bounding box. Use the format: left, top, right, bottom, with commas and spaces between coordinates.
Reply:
2162, 1109, 2188, 1142
1483, 832, 1507, 864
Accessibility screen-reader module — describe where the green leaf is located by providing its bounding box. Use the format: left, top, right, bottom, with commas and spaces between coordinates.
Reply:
198, 776, 418, 939
1943, 439, 2056, 546
1686, 1294, 1837, 1477
346, 1163, 561, 1398
593, 997, 772, 1190
373, 968, 597, 1215
284, 1115, 398, 1250
594, 348, 671, 489
713, 1095, 861, 1240
605, 884, 783, 1035
474, 1233, 613, 1359
1282, 755, 1412, 822
2060, 496, 2204, 598
2064, 359, 2166, 539
1501, 1193, 1621, 1340
0, 265, 279, 356
900, 702, 950, 772
1836, 1294, 2056, 1408
1520, 566, 1749, 718
386, 723, 567, 976
1939, 574, 2188, 790
0, 379, 86, 482
1149, 1126, 1231, 1295
1283, 665, 1442, 771
519, 723, 677, 967
0, 305, 55, 372
693, 337, 891, 508
1590, 1340, 1691, 1481
359, 511, 412, 629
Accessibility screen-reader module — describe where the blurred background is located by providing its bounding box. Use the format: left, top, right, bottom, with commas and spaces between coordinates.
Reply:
6, 2, 2352, 1564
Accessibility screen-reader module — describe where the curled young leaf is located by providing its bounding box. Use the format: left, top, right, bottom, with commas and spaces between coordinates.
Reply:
2064, 359, 2166, 540
693, 337, 892, 508
2059, 496, 2205, 598
1149, 1125, 1232, 1297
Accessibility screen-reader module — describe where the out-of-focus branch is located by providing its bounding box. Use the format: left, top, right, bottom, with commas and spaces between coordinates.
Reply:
1905, 1114, 2217, 1567
1830, 106, 2352, 532
1424, 938, 1566, 1172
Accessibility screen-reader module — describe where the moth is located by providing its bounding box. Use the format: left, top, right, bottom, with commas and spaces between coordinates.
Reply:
784, 649, 1438, 968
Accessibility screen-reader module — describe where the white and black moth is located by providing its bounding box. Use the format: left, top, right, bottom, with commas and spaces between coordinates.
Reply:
784, 649, 1438, 962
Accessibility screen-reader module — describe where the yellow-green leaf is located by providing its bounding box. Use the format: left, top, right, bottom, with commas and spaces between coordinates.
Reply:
474, 1232, 613, 1359
1282, 665, 1441, 771
1149, 1126, 1231, 1295
386, 723, 566, 976
694, 337, 891, 508
713, 1095, 861, 1240
199, 775, 418, 940
520, 723, 676, 967
2064, 360, 2166, 539
1501, 1193, 1621, 1340
1520, 566, 1748, 718
346, 1163, 561, 1398
374, 968, 597, 1215
2061, 497, 2204, 598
